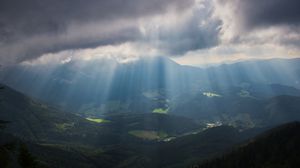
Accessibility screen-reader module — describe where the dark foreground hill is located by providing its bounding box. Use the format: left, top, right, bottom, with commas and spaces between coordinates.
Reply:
196, 122, 300, 168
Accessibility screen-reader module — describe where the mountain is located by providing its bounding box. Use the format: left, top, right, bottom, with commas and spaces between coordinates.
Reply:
0, 56, 201, 113
1, 85, 299, 168
0, 85, 257, 168
1, 57, 300, 115
176, 94, 300, 127
202, 58, 300, 90
1, 57, 300, 131
0, 84, 107, 145
150, 125, 261, 168
265, 95, 300, 125
0, 84, 203, 144
196, 122, 300, 168
246, 83, 300, 98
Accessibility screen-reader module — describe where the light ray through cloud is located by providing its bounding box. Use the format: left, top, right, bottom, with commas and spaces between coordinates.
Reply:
0, 1, 300, 167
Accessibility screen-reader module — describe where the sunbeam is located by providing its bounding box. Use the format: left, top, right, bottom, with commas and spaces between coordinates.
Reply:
0, 0, 300, 167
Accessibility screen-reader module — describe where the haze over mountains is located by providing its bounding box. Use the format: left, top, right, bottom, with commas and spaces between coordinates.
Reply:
1, 0, 300, 167
1, 57, 300, 123
1, 57, 300, 168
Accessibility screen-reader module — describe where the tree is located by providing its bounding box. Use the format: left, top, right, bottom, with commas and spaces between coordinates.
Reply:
0, 87, 8, 130
18, 144, 37, 168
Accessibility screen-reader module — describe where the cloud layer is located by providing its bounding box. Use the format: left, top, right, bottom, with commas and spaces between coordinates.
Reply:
0, 0, 194, 63
213, 0, 300, 45
0, 0, 300, 65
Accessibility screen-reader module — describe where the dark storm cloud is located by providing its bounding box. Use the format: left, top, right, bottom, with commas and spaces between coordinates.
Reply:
0, 0, 194, 64
161, 24, 220, 56
143, 0, 221, 56
158, 8, 220, 56
237, 0, 300, 29
0, 0, 193, 38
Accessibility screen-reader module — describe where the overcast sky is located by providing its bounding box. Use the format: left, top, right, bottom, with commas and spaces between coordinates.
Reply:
0, 0, 300, 66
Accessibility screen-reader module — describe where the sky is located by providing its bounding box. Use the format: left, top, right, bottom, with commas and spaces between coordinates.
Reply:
0, 0, 300, 66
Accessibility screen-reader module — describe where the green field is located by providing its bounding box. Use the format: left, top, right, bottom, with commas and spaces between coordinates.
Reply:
129, 130, 168, 140
86, 117, 110, 123
55, 122, 74, 131
152, 108, 169, 114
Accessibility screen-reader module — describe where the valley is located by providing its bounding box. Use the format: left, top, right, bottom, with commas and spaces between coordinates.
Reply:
1, 57, 300, 167
1, 1, 300, 167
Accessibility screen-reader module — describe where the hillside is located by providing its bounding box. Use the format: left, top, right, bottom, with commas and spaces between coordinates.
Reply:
0, 84, 105, 144
0, 85, 259, 168
1, 84, 299, 167
2, 57, 300, 115
196, 122, 300, 168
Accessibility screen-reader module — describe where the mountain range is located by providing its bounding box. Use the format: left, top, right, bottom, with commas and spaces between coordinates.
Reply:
1, 57, 300, 167
1, 57, 300, 126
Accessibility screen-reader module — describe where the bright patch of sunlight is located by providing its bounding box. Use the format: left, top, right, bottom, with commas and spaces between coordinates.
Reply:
129, 130, 168, 140
206, 121, 222, 128
86, 117, 110, 123
152, 108, 169, 114
203, 92, 222, 98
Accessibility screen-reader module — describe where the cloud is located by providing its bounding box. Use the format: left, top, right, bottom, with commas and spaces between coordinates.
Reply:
0, 0, 225, 65
138, 0, 220, 56
21, 42, 160, 66
1, 0, 300, 66
236, 0, 300, 29
174, 0, 300, 66
0, 20, 141, 64
173, 44, 300, 66
0, 0, 196, 64
212, 0, 300, 46
0, 0, 193, 37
